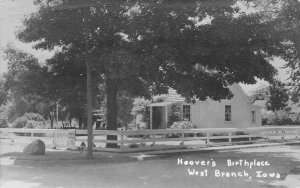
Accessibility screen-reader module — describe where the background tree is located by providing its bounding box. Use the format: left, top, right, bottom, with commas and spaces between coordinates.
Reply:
0, 79, 7, 106
266, 80, 289, 112
249, 84, 270, 103
3, 45, 57, 127
131, 97, 151, 129
46, 47, 103, 129
117, 91, 134, 130
255, 0, 300, 105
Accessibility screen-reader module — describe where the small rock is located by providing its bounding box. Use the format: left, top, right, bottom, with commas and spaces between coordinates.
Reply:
23, 139, 45, 155
80, 142, 86, 147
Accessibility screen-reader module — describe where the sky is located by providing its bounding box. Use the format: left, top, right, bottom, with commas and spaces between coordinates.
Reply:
0, 0, 53, 72
0, 0, 291, 94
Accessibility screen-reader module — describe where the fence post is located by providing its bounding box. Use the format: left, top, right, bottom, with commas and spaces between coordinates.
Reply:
264, 129, 269, 141
281, 129, 285, 140
228, 131, 232, 144
151, 134, 155, 147
206, 132, 210, 144
120, 131, 124, 150
181, 132, 184, 146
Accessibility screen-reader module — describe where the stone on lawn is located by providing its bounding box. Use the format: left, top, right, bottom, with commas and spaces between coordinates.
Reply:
80, 142, 86, 147
23, 139, 45, 155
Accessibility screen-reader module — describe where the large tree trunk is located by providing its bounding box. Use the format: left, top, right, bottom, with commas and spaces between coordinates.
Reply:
106, 78, 119, 148
50, 119, 54, 129
78, 115, 83, 129
86, 61, 93, 158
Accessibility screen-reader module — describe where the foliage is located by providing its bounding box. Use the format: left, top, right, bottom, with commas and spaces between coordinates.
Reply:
0, 79, 8, 106
128, 143, 139, 148
167, 121, 196, 138
235, 131, 248, 136
131, 96, 168, 129
290, 87, 300, 104
17, 0, 300, 148
0, 101, 9, 128
152, 95, 167, 103
0, 119, 8, 128
12, 116, 28, 128
3, 45, 57, 127
46, 48, 104, 129
11, 113, 47, 129
0, 101, 13, 127
249, 84, 270, 103
131, 97, 151, 117
263, 0, 300, 104
262, 110, 300, 125
117, 91, 134, 129
169, 121, 196, 129
25, 120, 47, 129
168, 103, 181, 127
266, 80, 289, 111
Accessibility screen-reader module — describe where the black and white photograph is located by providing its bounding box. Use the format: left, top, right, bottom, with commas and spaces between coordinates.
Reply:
0, 0, 300, 187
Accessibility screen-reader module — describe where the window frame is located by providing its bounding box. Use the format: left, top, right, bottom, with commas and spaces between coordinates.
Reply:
251, 111, 256, 123
182, 105, 191, 121
225, 105, 231, 122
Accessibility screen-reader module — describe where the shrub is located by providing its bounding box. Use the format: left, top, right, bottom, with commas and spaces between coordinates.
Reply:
169, 121, 196, 129
168, 121, 196, 138
12, 116, 28, 128
12, 113, 47, 129
128, 143, 139, 148
235, 131, 248, 135
168, 104, 181, 127
262, 110, 300, 125
25, 120, 47, 129
0, 119, 8, 128
131, 98, 151, 129
0, 102, 12, 128
24, 113, 45, 122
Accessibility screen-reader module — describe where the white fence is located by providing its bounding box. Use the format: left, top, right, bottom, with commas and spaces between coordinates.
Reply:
1, 126, 300, 152
0, 128, 75, 148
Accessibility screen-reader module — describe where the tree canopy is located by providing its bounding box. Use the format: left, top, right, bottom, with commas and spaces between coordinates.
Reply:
17, 0, 300, 138
2, 45, 57, 127
259, 0, 300, 104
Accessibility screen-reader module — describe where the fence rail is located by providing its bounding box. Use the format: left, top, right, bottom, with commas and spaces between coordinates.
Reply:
1, 126, 300, 152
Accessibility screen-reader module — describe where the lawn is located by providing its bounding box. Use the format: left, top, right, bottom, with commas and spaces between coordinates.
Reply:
1, 140, 300, 188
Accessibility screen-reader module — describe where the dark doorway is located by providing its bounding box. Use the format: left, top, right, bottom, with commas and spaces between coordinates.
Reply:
152, 106, 166, 129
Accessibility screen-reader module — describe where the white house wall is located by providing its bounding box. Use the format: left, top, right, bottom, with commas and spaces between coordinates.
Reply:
188, 84, 262, 128
150, 84, 262, 129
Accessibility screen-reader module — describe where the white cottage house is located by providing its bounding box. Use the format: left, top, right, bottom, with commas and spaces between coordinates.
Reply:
149, 84, 262, 129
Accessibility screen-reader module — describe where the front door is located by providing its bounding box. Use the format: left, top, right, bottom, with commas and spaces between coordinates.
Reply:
152, 107, 166, 129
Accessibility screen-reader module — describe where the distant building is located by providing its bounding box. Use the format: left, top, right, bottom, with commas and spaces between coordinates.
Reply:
149, 84, 262, 129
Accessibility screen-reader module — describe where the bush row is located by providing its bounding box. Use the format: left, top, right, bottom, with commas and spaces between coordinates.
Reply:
262, 110, 300, 126
11, 113, 48, 129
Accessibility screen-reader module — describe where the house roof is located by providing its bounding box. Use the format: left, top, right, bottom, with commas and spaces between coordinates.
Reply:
164, 88, 185, 102
149, 102, 175, 107
163, 84, 249, 103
